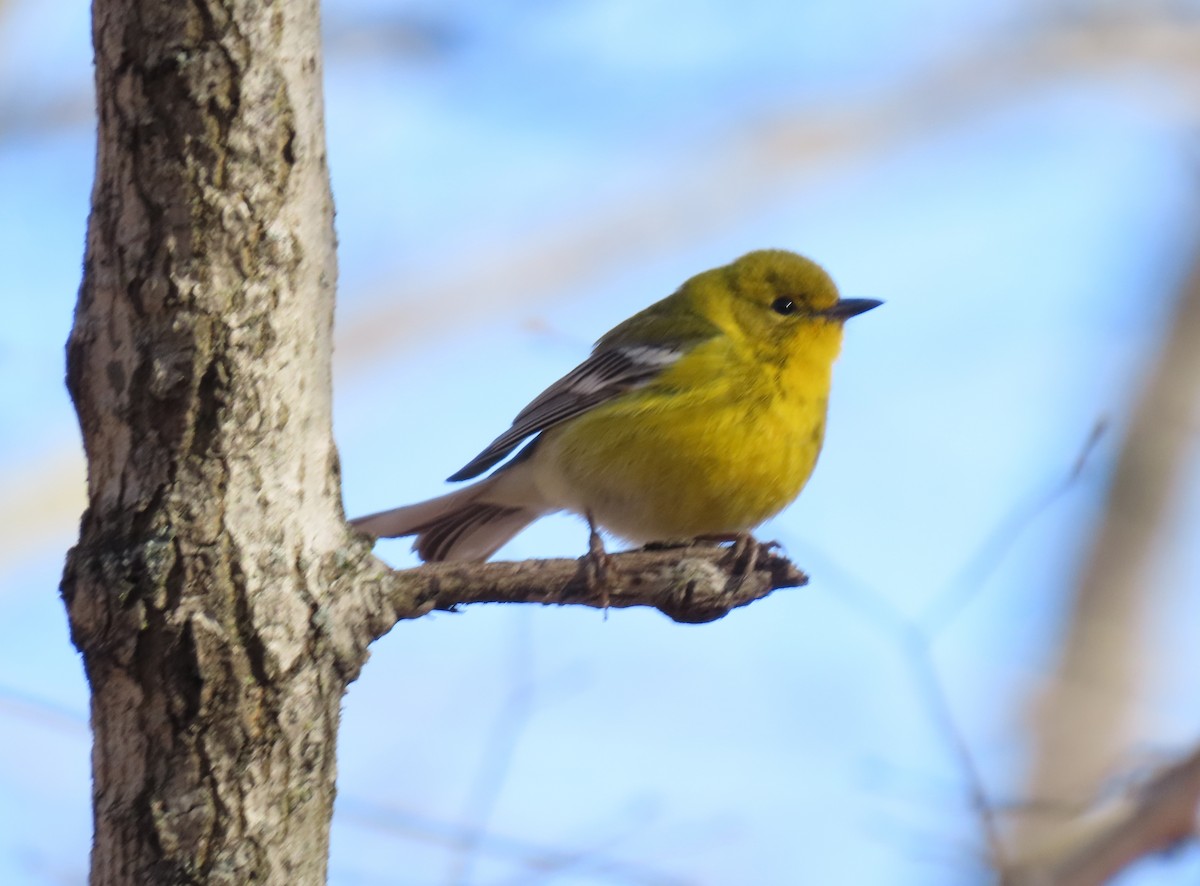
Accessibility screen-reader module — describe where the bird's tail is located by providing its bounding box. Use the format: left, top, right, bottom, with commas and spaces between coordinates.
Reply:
350, 474, 543, 562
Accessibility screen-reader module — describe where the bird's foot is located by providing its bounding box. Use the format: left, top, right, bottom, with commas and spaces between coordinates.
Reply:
722, 533, 778, 590
638, 534, 779, 595
581, 513, 613, 613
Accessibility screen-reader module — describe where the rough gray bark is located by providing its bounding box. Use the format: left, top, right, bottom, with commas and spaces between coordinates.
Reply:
63, 0, 348, 882
61, 2, 805, 884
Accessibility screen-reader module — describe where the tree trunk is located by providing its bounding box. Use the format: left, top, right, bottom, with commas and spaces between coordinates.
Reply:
62, 0, 350, 882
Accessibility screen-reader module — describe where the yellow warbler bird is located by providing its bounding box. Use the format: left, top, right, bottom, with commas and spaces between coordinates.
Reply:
352, 249, 879, 561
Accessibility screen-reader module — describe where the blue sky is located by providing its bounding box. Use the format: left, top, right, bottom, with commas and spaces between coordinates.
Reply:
2, 1, 1199, 883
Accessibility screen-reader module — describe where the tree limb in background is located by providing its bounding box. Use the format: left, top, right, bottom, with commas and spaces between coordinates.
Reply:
1010, 233, 1200, 875
333, 11, 1200, 371
1003, 742, 1200, 886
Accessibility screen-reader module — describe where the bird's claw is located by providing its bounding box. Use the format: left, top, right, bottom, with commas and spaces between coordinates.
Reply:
723, 533, 769, 590
582, 513, 612, 612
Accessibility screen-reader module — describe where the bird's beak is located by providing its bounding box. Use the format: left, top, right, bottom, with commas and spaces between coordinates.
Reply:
824, 298, 883, 320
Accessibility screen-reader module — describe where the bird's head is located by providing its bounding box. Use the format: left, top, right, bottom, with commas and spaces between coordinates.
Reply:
690, 249, 881, 366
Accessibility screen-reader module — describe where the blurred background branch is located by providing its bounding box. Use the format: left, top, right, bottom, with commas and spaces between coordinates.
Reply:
1004, 741, 1200, 885
1010, 219, 1200, 873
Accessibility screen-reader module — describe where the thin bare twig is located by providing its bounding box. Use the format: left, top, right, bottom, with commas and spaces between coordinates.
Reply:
793, 421, 1111, 873
902, 626, 1007, 867
918, 420, 1107, 637
0, 684, 88, 735
798, 551, 1006, 868
448, 611, 537, 885
336, 795, 686, 886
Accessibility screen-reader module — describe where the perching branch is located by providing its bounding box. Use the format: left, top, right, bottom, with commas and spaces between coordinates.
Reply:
331, 541, 807, 652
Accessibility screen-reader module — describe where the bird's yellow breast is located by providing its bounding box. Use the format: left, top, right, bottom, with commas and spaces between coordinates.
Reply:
533, 333, 837, 543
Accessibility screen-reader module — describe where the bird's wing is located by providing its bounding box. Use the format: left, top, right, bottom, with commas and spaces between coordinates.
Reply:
447, 343, 686, 482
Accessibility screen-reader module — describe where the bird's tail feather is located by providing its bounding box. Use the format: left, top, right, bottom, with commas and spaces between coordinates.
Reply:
351, 478, 541, 562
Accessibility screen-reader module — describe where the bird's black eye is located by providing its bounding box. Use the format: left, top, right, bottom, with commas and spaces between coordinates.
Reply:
771, 297, 796, 316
